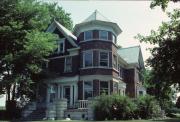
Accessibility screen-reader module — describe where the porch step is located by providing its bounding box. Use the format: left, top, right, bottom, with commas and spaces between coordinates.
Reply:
64, 109, 88, 120
21, 108, 46, 121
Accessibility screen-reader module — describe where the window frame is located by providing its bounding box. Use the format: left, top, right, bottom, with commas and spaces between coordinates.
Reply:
83, 50, 93, 68
112, 34, 116, 44
99, 30, 108, 40
57, 39, 65, 53
83, 81, 93, 100
99, 81, 109, 95
113, 55, 118, 69
84, 30, 93, 41
64, 56, 72, 72
99, 51, 109, 67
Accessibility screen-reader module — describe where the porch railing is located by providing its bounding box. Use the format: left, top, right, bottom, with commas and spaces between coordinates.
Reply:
76, 100, 88, 109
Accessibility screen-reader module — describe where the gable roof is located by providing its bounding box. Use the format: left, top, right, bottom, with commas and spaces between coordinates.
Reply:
118, 46, 144, 68
46, 20, 78, 47
83, 10, 110, 22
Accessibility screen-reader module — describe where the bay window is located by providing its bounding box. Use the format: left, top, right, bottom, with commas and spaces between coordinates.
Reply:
84, 30, 93, 40
83, 51, 93, 67
99, 30, 108, 40
113, 55, 117, 69
112, 34, 116, 44
99, 51, 109, 67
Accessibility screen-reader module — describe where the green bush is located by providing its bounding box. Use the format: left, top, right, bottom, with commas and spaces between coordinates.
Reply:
135, 95, 161, 119
93, 94, 136, 120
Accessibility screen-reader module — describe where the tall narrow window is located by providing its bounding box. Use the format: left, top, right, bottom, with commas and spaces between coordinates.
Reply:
99, 30, 108, 40
57, 39, 65, 53
100, 81, 109, 95
84, 81, 93, 99
64, 57, 72, 72
113, 55, 117, 69
99, 51, 108, 67
112, 34, 116, 44
83, 51, 93, 67
84, 31, 93, 40
118, 64, 123, 78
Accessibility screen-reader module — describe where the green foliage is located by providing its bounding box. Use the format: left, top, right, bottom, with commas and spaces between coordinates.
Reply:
93, 94, 136, 120
0, 0, 73, 100
135, 95, 161, 119
135, 9, 180, 108
150, 0, 179, 11
93, 94, 162, 120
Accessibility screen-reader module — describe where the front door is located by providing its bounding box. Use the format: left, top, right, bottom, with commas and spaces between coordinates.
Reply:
64, 86, 70, 107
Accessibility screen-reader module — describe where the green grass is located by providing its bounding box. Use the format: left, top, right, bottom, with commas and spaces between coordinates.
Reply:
32, 118, 180, 122
0, 118, 180, 122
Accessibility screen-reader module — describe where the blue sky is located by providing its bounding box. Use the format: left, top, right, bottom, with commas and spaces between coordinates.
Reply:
42, 1, 178, 62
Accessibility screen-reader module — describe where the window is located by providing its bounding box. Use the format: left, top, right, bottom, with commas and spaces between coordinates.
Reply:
139, 91, 143, 96
84, 81, 93, 99
64, 57, 72, 72
100, 81, 109, 95
84, 31, 93, 40
99, 30, 108, 40
118, 64, 123, 78
99, 51, 109, 67
83, 51, 93, 67
112, 34, 116, 44
113, 55, 117, 69
57, 39, 65, 53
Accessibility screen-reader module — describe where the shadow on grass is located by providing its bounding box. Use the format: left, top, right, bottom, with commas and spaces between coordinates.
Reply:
152, 118, 180, 122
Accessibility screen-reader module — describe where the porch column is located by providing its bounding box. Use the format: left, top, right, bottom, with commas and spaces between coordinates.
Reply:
70, 84, 73, 106
57, 84, 60, 99
46, 84, 50, 104
61, 85, 63, 99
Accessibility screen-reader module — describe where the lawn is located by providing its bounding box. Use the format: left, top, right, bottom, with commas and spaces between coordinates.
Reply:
1, 118, 180, 122
0, 118, 180, 122
32, 119, 180, 122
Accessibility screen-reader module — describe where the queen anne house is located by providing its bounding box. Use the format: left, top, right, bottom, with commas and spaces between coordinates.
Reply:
22, 10, 146, 120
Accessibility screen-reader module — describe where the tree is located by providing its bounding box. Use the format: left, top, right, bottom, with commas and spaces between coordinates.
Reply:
0, 0, 73, 102
136, 7, 180, 108
151, 0, 179, 11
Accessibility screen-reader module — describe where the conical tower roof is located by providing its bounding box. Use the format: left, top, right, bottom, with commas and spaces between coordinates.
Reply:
83, 10, 110, 22
74, 10, 122, 36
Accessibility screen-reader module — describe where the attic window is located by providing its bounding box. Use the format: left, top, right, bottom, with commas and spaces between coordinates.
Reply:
57, 39, 65, 53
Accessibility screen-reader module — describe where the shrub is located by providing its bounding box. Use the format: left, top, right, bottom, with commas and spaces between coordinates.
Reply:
93, 94, 136, 120
135, 95, 161, 119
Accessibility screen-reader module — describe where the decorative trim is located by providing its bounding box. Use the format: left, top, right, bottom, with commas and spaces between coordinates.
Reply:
48, 53, 78, 60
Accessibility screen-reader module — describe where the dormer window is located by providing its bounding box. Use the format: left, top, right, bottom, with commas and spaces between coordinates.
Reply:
99, 30, 108, 40
84, 30, 93, 40
57, 39, 65, 53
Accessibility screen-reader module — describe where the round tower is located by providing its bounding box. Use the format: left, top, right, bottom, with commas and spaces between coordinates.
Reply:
74, 10, 122, 100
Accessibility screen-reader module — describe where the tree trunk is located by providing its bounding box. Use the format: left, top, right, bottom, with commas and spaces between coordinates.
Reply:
12, 83, 16, 101
7, 85, 11, 101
